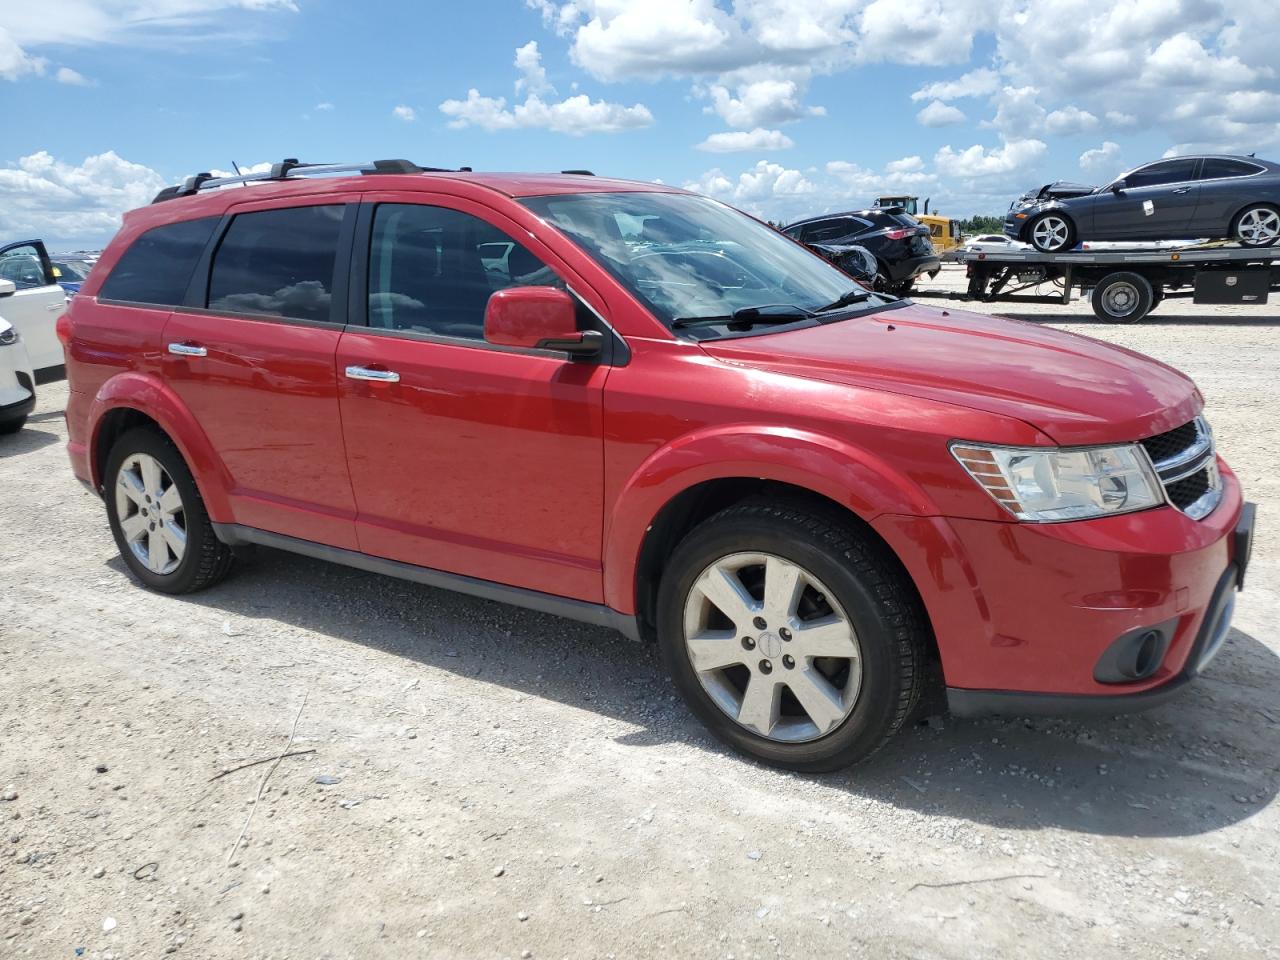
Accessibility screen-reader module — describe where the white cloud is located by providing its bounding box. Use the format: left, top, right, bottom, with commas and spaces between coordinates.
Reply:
856, 0, 992, 66
886, 156, 925, 175
916, 100, 966, 127
2, 1, 299, 82
441, 42, 653, 135
911, 67, 999, 102
55, 66, 92, 85
1043, 104, 1098, 136
0, 150, 168, 248
514, 40, 555, 96
696, 128, 794, 152
440, 90, 653, 135
685, 160, 817, 215
1079, 140, 1122, 177
934, 138, 1047, 178
703, 68, 825, 128
392, 104, 416, 122
314, 101, 334, 112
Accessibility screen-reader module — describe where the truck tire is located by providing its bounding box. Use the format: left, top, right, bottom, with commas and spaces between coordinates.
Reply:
656, 498, 928, 772
1091, 271, 1154, 323
104, 427, 234, 594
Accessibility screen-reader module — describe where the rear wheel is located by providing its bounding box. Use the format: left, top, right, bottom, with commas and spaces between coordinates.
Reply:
656, 499, 928, 771
1233, 205, 1280, 247
1090, 271, 1154, 323
105, 427, 234, 594
1028, 212, 1075, 252
0, 416, 26, 435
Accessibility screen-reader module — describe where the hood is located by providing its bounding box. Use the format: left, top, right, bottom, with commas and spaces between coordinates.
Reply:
698, 303, 1200, 445
1017, 181, 1096, 204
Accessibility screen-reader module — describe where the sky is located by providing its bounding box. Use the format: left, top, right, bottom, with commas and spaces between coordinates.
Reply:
1, 0, 1278, 249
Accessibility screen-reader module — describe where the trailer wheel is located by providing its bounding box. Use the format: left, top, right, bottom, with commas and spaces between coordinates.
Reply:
1091, 272, 1154, 323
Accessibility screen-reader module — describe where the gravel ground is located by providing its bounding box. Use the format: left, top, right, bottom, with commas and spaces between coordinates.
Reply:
2, 264, 1278, 959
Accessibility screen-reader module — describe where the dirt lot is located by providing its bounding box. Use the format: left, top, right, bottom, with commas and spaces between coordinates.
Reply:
3, 264, 1278, 959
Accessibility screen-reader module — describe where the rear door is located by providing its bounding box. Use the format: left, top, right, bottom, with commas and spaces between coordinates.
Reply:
1091, 159, 1201, 239
336, 193, 612, 601
161, 197, 360, 549
1191, 158, 1268, 235
0, 240, 66, 375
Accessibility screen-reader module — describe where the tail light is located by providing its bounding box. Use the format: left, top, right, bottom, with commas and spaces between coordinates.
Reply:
56, 310, 73, 346
883, 228, 914, 240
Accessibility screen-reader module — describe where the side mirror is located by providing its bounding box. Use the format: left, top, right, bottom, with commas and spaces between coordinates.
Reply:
1110, 179, 1127, 195
0, 279, 14, 299
484, 286, 602, 357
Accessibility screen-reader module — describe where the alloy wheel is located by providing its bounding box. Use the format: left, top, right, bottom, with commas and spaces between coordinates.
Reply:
1236, 207, 1280, 244
682, 552, 862, 743
1032, 215, 1070, 251
115, 453, 187, 575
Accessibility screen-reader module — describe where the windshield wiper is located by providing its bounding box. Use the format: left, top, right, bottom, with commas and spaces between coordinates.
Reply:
814, 289, 872, 313
671, 303, 815, 330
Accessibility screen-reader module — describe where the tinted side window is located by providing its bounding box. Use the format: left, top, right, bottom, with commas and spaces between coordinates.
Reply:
803, 219, 859, 242
0, 245, 51, 289
1200, 158, 1262, 180
99, 218, 219, 305
367, 204, 561, 340
1124, 160, 1198, 188
208, 205, 344, 323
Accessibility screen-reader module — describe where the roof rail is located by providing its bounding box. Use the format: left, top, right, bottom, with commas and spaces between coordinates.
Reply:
151, 158, 457, 204
561, 169, 595, 176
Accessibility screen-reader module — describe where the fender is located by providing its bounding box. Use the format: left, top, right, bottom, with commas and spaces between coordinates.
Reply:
602, 424, 939, 614
88, 370, 235, 520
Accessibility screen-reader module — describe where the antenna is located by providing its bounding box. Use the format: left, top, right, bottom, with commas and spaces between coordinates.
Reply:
231, 160, 243, 176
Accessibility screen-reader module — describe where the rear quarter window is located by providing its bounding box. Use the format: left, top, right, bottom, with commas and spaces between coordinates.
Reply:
98, 217, 220, 306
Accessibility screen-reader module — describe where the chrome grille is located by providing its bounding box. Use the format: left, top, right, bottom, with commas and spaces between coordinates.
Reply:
1139, 417, 1221, 520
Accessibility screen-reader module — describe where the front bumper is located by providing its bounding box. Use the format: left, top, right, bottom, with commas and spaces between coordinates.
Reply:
873, 464, 1251, 713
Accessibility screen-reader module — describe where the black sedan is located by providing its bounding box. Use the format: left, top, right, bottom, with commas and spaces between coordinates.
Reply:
782, 209, 939, 294
1005, 154, 1280, 252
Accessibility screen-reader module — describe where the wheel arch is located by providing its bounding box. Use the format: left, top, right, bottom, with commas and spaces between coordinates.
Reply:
604, 426, 940, 645
88, 371, 233, 519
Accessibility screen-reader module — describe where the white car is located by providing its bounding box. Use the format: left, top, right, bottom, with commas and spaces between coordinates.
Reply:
0, 281, 37, 435
964, 234, 1029, 253
0, 240, 68, 379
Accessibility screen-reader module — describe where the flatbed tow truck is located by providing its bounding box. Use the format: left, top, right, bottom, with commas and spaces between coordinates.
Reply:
956, 243, 1280, 322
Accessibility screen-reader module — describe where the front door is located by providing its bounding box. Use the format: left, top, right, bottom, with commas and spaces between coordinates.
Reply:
1090, 158, 1201, 239
0, 240, 66, 375
336, 197, 611, 602
162, 199, 360, 549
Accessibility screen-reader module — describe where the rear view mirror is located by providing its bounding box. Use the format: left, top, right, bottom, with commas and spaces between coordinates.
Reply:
1110, 179, 1127, 194
0, 279, 14, 299
484, 286, 601, 357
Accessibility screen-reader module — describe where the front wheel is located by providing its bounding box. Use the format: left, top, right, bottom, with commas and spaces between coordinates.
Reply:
1090, 271, 1155, 323
1233, 204, 1280, 247
656, 499, 928, 771
105, 427, 234, 594
0, 415, 26, 435
1028, 212, 1075, 252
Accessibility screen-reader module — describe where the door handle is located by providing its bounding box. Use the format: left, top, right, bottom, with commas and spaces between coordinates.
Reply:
47, 302, 64, 311
345, 365, 400, 383
168, 342, 208, 358
1172, 188, 1190, 194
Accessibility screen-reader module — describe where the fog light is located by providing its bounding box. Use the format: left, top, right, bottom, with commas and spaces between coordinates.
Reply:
1093, 620, 1176, 684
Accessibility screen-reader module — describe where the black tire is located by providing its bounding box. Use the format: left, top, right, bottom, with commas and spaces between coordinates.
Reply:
1027, 212, 1075, 253
0, 416, 26, 435
1232, 204, 1280, 247
890, 278, 915, 296
656, 498, 929, 772
104, 427, 234, 594
1090, 271, 1154, 323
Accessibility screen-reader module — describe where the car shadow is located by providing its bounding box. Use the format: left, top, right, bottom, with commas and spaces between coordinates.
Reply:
0, 420, 60, 457
117, 544, 1280, 840
994, 310, 1280, 327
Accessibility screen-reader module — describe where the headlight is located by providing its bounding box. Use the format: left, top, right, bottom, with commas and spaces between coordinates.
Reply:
951, 442, 1163, 522
0, 327, 17, 347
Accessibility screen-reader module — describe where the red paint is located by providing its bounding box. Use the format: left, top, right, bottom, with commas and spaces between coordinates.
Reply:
484, 286, 579, 349
64, 170, 1246, 701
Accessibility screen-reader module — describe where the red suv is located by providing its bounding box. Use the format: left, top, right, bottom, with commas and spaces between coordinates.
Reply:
61, 159, 1255, 770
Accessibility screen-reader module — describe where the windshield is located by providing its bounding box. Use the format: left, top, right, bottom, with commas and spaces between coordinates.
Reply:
521, 192, 883, 335
53, 260, 92, 282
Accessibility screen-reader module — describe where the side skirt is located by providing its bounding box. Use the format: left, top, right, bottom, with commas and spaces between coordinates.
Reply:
211, 522, 641, 642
